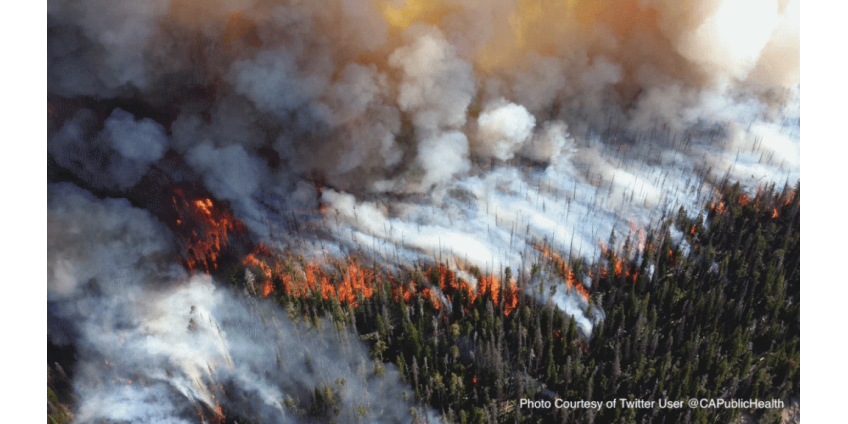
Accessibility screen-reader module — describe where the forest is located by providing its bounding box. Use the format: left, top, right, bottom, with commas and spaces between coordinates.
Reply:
49, 180, 799, 424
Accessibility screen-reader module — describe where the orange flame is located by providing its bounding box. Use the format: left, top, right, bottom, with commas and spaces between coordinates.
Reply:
783, 190, 796, 206
710, 200, 726, 215
261, 280, 274, 297
172, 189, 245, 273
530, 244, 590, 301
478, 275, 500, 306
240, 245, 525, 319
242, 246, 380, 307
772, 207, 779, 219
503, 280, 519, 316
214, 401, 225, 423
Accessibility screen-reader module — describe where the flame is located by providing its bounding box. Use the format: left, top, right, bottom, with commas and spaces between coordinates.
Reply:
689, 224, 696, 236
596, 239, 608, 255
338, 262, 374, 305
261, 280, 274, 297
172, 189, 245, 273
531, 244, 590, 301
589, 238, 641, 284
421, 287, 441, 311
783, 190, 796, 206
244, 253, 273, 280
772, 207, 779, 219
478, 275, 500, 306
402, 281, 415, 303
503, 280, 519, 316
214, 402, 225, 423
242, 246, 378, 307
241, 245, 522, 318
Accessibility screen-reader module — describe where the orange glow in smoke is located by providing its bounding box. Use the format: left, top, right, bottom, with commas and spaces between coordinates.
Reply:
628, 220, 647, 252
782, 190, 796, 206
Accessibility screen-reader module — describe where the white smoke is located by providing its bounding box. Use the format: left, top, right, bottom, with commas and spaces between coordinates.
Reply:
475, 100, 536, 161
389, 25, 476, 134
48, 183, 435, 423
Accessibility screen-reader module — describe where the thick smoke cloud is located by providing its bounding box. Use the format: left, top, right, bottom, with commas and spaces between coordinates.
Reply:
49, 109, 170, 190
475, 100, 536, 161
48, 0, 799, 418
47, 183, 176, 301
48, 0, 800, 195
48, 183, 429, 423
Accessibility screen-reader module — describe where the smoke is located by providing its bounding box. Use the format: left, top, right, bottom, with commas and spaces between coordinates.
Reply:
48, 183, 431, 422
475, 100, 536, 161
70, 275, 425, 423
48, 108, 170, 190
48, 0, 800, 416
47, 183, 177, 301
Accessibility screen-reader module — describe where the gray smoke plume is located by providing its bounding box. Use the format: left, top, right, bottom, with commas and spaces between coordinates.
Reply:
48, 108, 170, 190
48, 183, 433, 423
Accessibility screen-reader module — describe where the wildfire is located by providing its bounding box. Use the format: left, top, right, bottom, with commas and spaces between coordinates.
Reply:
214, 402, 225, 423
531, 244, 590, 301
594, 240, 641, 284
241, 245, 521, 317
772, 207, 779, 219
261, 280, 274, 297
478, 275, 500, 306
503, 280, 519, 316
782, 190, 796, 206
709, 200, 726, 215
242, 246, 378, 306
172, 189, 246, 273
628, 220, 647, 252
